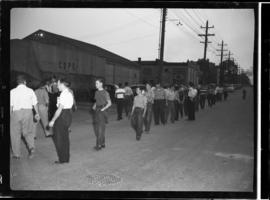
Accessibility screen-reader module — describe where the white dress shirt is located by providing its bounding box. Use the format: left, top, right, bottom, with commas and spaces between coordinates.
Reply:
57, 88, 74, 109
188, 87, 198, 98
10, 84, 38, 111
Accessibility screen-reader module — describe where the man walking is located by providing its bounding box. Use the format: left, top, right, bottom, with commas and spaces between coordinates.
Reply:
10, 75, 40, 159
124, 82, 134, 117
153, 83, 166, 125
115, 83, 125, 120
33, 81, 51, 138
187, 82, 197, 121
92, 79, 112, 150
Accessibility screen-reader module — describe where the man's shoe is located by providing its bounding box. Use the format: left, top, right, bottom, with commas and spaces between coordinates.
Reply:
94, 146, 102, 151
12, 156, 20, 160
101, 144, 105, 148
28, 148, 35, 159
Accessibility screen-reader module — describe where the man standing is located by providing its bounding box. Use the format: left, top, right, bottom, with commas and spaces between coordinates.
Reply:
178, 86, 185, 119
153, 83, 166, 125
33, 81, 51, 138
48, 78, 74, 164
124, 82, 134, 117
143, 83, 154, 134
92, 79, 112, 150
166, 85, 176, 123
115, 83, 125, 120
187, 82, 197, 121
10, 75, 40, 159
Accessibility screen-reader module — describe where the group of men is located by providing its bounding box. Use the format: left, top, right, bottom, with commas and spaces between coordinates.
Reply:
10, 74, 230, 161
10, 75, 76, 163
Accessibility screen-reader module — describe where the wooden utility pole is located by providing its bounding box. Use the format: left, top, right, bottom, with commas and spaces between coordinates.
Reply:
158, 8, 167, 84
199, 20, 215, 61
216, 40, 228, 85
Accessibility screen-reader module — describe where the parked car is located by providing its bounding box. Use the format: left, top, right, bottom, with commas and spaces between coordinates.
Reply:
225, 84, 235, 92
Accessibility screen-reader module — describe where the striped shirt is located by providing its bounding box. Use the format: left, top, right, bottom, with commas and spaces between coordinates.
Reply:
144, 90, 155, 104
166, 90, 176, 101
115, 88, 125, 99
154, 87, 166, 100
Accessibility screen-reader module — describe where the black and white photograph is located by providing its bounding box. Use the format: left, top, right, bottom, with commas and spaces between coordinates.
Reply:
1, 1, 258, 198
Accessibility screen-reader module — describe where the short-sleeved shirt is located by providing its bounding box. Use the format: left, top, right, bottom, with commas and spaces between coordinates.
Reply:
115, 88, 125, 99
144, 90, 155, 104
166, 90, 176, 101
188, 87, 198, 98
10, 84, 38, 111
154, 87, 166, 100
57, 88, 74, 109
95, 89, 111, 106
133, 94, 147, 109
35, 87, 49, 105
124, 86, 133, 96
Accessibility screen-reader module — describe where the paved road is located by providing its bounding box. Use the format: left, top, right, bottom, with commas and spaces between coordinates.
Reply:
10, 87, 254, 191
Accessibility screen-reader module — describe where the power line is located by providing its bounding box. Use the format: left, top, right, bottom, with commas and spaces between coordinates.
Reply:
191, 9, 205, 24
124, 10, 159, 29
172, 10, 201, 39
184, 9, 202, 28
170, 10, 201, 42
179, 10, 201, 34
102, 33, 156, 46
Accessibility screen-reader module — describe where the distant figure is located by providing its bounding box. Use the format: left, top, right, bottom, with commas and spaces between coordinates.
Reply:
143, 83, 154, 134
178, 86, 185, 119
115, 83, 125, 120
242, 88, 247, 100
187, 82, 197, 121
153, 83, 166, 125
164, 85, 170, 124
166, 85, 176, 123
131, 87, 147, 140
124, 82, 134, 117
223, 87, 228, 101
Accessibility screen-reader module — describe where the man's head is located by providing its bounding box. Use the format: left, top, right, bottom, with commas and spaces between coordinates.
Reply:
16, 75, 27, 85
95, 78, 104, 90
57, 78, 70, 92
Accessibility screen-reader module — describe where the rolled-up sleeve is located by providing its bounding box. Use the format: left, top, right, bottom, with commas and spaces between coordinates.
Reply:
31, 90, 38, 106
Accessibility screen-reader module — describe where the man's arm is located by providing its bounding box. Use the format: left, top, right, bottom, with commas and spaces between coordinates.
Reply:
49, 104, 63, 127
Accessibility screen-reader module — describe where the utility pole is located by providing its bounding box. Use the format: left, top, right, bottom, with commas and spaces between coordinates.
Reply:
199, 20, 215, 61
216, 40, 228, 85
158, 8, 167, 84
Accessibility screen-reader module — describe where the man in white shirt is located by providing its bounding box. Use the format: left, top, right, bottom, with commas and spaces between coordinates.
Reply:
10, 75, 40, 159
187, 82, 197, 121
48, 78, 74, 164
124, 82, 133, 117
115, 83, 125, 120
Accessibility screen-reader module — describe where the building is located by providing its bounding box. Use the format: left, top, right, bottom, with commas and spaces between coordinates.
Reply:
10, 29, 141, 101
135, 58, 200, 87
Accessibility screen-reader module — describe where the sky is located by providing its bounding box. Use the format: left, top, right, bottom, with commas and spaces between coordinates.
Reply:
10, 8, 255, 78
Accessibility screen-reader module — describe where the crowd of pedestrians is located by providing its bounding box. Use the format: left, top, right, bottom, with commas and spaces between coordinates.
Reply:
10, 74, 232, 163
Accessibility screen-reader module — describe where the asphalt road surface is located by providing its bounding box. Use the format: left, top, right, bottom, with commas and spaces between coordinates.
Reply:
10, 87, 254, 191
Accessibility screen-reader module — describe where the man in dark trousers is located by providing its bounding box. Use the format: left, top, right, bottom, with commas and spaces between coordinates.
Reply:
242, 88, 247, 100
187, 82, 197, 121
153, 83, 166, 125
92, 79, 112, 150
115, 83, 125, 120
48, 78, 74, 164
